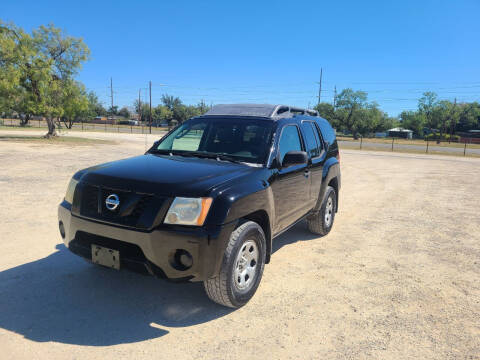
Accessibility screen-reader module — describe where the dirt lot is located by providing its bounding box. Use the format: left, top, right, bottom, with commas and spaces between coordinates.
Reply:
0, 130, 479, 359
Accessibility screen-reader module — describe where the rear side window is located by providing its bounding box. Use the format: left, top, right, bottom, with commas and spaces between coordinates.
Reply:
313, 122, 325, 149
301, 121, 320, 158
278, 125, 302, 164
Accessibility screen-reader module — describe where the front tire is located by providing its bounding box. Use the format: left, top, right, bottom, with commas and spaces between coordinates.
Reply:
204, 221, 266, 308
307, 186, 336, 236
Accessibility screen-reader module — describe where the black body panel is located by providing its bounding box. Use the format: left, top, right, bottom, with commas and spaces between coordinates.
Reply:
60, 111, 340, 281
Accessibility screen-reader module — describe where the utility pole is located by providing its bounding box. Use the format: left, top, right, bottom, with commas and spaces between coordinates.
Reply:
149, 81, 152, 134
333, 85, 337, 109
449, 98, 457, 143
110, 77, 114, 112
138, 89, 142, 123
317, 68, 323, 105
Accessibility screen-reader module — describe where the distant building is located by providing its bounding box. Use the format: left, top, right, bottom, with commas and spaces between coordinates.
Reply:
387, 127, 413, 139
92, 116, 115, 124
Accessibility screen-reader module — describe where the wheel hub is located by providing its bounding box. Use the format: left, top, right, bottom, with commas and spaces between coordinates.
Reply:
233, 240, 258, 292
325, 196, 333, 226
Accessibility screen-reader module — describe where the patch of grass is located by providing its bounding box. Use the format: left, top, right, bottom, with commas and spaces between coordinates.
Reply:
0, 134, 115, 145
0, 126, 42, 131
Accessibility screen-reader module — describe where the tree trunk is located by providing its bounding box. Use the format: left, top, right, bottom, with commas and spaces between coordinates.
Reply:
438, 117, 446, 144
20, 114, 30, 127
45, 117, 57, 138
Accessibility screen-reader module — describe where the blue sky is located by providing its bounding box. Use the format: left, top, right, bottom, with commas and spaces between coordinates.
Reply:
1, 0, 479, 116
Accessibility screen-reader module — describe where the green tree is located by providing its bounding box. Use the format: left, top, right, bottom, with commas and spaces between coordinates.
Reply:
335, 88, 368, 138
196, 100, 210, 115
107, 105, 118, 116
418, 92, 439, 132
457, 102, 480, 132
161, 94, 182, 111
61, 80, 89, 128
152, 105, 172, 122
0, 21, 90, 136
118, 106, 130, 119
314, 102, 337, 127
87, 91, 107, 118
399, 110, 426, 136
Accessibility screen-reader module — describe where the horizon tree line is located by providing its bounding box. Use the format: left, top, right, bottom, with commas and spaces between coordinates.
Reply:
1, 21, 479, 138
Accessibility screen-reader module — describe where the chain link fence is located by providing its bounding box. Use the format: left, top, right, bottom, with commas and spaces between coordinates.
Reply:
337, 136, 480, 157
0, 118, 169, 134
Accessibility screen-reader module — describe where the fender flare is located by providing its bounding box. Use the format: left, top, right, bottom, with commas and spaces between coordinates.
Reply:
314, 159, 341, 213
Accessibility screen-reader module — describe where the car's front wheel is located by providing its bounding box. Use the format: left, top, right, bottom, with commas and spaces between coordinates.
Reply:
203, 221, 266, 308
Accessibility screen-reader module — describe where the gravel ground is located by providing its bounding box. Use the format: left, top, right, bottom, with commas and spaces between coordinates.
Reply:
0, 131, 479, 359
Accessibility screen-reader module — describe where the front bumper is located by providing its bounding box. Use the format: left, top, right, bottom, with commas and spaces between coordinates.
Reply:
58, 201, 235, 281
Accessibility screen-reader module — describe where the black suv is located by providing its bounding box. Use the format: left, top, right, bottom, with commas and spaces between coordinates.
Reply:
58, 104, 341, 307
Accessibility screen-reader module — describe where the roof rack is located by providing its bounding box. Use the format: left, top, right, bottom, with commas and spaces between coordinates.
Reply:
204, 104, 319, 119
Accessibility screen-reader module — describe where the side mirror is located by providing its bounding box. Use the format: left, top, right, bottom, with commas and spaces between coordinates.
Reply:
282, 151, 308, 168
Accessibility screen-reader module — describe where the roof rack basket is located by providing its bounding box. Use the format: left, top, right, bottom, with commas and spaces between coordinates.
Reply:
205, 104, 319, 118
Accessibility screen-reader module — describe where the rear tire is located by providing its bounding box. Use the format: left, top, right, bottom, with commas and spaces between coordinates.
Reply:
203, 221, 266, 308
307, 186, 336, 236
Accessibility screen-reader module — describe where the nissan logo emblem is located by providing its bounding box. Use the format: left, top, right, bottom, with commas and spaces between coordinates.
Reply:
105, 194, 120, 211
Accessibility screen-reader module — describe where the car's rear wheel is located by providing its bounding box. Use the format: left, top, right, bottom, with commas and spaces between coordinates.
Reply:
203, 221, 266, 308
307, 185, 336, 236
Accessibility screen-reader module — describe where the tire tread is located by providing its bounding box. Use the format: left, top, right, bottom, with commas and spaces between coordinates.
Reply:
307, 186, 336, 236
204, 221, 257, 308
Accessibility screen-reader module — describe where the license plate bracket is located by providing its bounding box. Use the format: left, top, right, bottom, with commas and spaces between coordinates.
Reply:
91, 244, 120, 270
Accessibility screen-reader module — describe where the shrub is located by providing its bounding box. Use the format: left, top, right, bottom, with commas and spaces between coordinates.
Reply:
425, 133, 460, 141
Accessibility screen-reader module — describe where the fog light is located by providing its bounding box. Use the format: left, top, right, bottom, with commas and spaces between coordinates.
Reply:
170, 249, 193, 271
59, 221, 65, 239
179, 252, 193, 268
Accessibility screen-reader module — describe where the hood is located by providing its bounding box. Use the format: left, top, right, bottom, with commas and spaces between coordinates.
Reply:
79, 154, 256, 197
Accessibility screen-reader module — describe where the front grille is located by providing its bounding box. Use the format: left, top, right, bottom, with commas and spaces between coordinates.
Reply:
78, 183, 163, 229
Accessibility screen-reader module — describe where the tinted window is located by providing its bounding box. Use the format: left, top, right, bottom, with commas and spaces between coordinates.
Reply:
171, 123, 206, 150
301, 121, 320, 158
316, 118, 334, 146
278, 125, 302, 164
311, 122, 323, 151
155, 118, 273, 164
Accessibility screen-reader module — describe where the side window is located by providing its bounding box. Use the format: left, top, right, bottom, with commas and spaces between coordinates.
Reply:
301, 121, 320, 158
313, 122, 325, 150
278, 125, 303, 164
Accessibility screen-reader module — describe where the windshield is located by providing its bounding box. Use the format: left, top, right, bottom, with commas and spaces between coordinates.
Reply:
151, 118, 274, 164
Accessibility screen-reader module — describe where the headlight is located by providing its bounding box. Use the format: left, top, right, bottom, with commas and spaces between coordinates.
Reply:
64, 178, 78, 204
164, 197, 213, 226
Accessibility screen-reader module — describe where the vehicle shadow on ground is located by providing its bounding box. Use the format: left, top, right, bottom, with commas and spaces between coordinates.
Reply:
272, 221, 321, 254
0, 244, 233, 346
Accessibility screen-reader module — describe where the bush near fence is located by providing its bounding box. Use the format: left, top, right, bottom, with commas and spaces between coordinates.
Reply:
425, 133, 461, 141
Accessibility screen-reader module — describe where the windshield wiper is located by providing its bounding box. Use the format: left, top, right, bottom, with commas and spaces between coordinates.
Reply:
149, 149, 253, 165
215, 154, 246, 164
